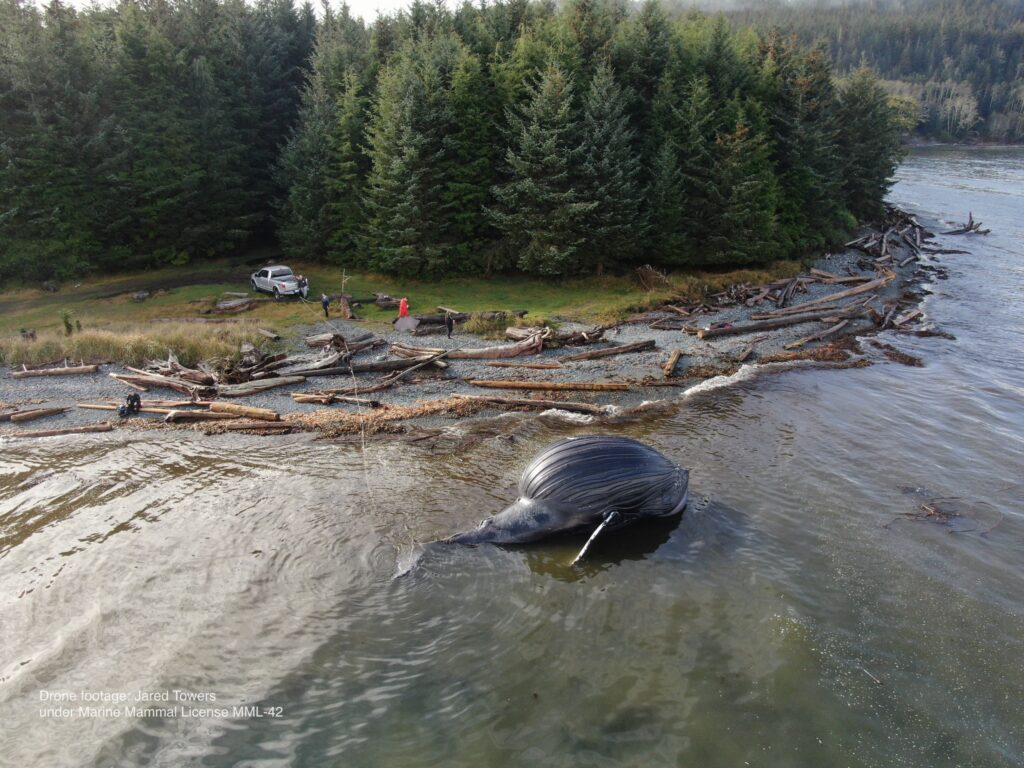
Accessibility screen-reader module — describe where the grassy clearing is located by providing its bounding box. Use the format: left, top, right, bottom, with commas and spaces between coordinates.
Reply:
0, 322, 269, 368
0, 258, 802, 364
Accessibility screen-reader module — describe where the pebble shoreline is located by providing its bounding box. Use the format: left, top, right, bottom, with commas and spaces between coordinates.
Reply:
0, 220, 951, 438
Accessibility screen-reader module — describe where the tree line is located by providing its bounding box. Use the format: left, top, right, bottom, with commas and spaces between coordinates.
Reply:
725, 0, 1024, 142
0, 0, 905, 282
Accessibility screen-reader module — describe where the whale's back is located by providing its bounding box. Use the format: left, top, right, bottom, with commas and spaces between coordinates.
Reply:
519, 436, 688, 518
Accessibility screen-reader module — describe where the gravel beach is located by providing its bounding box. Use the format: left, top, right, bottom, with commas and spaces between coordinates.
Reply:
0, 220, 952, 438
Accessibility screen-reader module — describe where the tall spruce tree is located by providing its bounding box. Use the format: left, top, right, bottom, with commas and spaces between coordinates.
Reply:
675, 76, 725, 261
489, 62, 595, 276
578, 62, 646, 273
361, 35, 463, 275
837, 67, 905, 219
442, 48, 501, 271
713, 109, 781, 265
325, 71, 366, 262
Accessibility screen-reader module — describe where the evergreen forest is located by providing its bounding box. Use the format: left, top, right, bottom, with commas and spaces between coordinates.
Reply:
725, 0, 1024, 144
1, 0, 912, 282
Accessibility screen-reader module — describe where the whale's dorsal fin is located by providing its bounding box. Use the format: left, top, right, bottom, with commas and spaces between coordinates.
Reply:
570, 509, 622, 566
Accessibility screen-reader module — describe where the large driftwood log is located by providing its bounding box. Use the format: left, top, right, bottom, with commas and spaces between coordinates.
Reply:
272, 351, 347, 377
78, 404, 174, 415
940, 212, 990, 235
561, 339, 656, 363
468, 379, 629, 392
453, 394, 606, 415
392, 334, 542, 359
9, 407, 68, 422
13, 364, 98, 378
217, 376, 306, 398
13, 423, 113, 438
163, 410, 237, 423
784, 320, 850, 350
351, 356, 448, 373
697, 309, 849, 339
111, 370, 212, 396
290, 393, 382, 407
324, 349, 458, 395
485, 361, 563, 370
209, 402, 281, 421
760, 273, 893, 316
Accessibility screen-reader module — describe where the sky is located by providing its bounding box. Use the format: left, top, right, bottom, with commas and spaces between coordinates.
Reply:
58, 0, 436, 21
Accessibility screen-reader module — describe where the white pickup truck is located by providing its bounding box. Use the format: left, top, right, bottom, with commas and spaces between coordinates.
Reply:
250, 265, 308, 299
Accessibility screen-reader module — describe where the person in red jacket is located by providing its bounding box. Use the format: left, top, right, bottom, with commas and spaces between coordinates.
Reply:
398, 297, 409, 317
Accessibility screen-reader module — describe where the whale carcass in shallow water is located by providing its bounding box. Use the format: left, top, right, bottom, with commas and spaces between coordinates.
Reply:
447, 436, 689, 562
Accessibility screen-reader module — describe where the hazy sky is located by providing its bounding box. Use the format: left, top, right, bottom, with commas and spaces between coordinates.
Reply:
60, 0, 430, 22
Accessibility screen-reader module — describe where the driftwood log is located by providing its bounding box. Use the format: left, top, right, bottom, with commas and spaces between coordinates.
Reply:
759, 273, 893, 316
561, 339, 656, 363
13, 423, 113, 438
12, 364, 98, 378
697, 308, 856, 340
163, 410, 238, 423
323, 349, 458, 395
392, 334, 542, 360
485, 361, 563, 370
468, 379, 629, 392
78, 404, 173, 415
291, 393, 382, 407
663, 349, 683, 377
217, 376, 306, 398
506, 326, 605, 347
209, 402, 281, 421
784, 320, 850, 350
453, 394, 607, 416
8, 407, 68, 422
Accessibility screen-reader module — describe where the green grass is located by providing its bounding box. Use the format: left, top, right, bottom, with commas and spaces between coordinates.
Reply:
0, 258, 802, 365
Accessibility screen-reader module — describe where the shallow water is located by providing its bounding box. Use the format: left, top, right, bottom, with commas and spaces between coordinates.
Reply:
2, 147, 1023, 767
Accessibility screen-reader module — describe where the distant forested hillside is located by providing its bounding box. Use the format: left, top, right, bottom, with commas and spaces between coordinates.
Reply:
723, 0, 1024, 142
0, 0, 905, 282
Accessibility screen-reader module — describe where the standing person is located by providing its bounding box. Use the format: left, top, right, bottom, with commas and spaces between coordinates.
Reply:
321, 293, 330, 319
398, 297, 409, 318
444, 311, 454, 339
297, 274, 309, 299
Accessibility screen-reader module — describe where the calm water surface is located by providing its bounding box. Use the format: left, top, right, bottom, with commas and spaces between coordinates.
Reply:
1, 147, 1022, 767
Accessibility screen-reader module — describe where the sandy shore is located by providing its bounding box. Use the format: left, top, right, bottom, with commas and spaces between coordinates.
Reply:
0, 219, 954, 439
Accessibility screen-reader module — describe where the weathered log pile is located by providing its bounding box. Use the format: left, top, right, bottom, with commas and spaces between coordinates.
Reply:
392, 334, 543, 359
844, 206, 938, 269
505, 326, 605, 347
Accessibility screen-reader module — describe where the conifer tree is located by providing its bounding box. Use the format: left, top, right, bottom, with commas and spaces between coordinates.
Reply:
713, 111, 781, 265
489, 62, 595, 276
675, 76, 724, 259
361, 35, 462, 275
442, 48, 500, 270
646, 142, 688, 265
325, 71, 366, 262
578, 62, 646, 273
837, 67, 905, 219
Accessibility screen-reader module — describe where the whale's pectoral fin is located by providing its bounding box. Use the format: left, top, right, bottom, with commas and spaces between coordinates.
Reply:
570, 509, 623, 567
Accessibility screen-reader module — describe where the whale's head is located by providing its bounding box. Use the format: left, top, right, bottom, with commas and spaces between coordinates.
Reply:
445, 497, 587, 545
